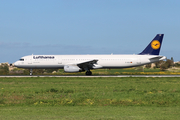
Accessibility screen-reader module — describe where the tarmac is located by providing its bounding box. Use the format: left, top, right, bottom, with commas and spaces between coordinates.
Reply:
1, 75, 180, 77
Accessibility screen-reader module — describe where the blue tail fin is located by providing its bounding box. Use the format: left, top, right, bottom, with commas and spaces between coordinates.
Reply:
139, 34, 164, 55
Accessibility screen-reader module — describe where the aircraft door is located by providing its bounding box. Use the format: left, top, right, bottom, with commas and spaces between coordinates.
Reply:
58, 57, 62, 64
137, 56, 141, 65
28, 56, 32, 64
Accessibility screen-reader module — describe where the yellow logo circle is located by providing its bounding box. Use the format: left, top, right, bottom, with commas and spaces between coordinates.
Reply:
151, 40, 160, 49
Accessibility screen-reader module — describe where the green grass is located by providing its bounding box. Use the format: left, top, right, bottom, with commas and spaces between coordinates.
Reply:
0, 106, 180, 120
57, 68, 162, 75
0, 77, 180, 106
0, 77, 180, 119
10, 67, 180, 75
98, 68, 161, 73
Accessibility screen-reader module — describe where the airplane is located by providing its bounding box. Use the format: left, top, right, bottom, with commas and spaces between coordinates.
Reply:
14, 34, 166, 75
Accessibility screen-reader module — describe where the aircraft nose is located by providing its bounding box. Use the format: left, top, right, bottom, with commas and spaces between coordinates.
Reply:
14, 61, 19, 67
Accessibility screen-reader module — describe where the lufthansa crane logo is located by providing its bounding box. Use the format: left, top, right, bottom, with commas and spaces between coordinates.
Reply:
151, 40, 160, 49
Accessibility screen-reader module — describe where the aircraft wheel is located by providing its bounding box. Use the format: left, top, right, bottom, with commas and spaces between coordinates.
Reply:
89, 71, 92, 75
30, 69, 33, 76
86, 70, 92, 75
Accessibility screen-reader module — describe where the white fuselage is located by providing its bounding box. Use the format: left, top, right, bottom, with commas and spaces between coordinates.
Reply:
14, 54, 166, 69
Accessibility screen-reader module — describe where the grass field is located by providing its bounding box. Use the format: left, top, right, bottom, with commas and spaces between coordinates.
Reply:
1, 106, 180, 120
11, 67, 180, 75
0, 77, 180, 119
49, 68, 180, 75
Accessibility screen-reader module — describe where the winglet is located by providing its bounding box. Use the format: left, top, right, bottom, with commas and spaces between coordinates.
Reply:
139, 34, 164, 55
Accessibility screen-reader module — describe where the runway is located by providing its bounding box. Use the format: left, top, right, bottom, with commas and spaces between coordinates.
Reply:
1, 75, 180, 77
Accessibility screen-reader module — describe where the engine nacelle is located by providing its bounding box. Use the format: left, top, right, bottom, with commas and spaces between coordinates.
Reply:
64, 65, 81, 73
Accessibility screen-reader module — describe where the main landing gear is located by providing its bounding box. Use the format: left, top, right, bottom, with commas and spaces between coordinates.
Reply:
85, 70, 92, 75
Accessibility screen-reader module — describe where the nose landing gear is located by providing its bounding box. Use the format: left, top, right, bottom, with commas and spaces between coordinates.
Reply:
30, 69, 33, 76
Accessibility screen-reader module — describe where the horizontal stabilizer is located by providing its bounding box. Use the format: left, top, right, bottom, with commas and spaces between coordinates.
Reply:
149, 56, 166, 61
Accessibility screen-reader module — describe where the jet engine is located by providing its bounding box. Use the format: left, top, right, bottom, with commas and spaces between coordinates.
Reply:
64, 65, 81, 72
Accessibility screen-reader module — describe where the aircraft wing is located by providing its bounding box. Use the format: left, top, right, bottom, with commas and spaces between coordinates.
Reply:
76, 59, 99, 70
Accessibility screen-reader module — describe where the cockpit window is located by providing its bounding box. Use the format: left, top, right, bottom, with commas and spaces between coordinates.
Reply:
19, 59, 24, 61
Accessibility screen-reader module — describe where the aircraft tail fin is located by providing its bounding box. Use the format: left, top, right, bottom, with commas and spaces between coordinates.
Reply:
139, 34, 164, 55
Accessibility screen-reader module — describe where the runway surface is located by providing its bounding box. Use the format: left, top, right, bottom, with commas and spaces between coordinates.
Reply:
1, 75, 180, 77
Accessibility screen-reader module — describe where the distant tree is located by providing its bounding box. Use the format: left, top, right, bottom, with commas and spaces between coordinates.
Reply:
160, 59, 174, 71
171, 57, 174, 62
155, 61, 165, 68
171, 57, 174, 67
0, 63, 9, 75
145, 63, 151, 69
166, 59, 174, 67
160, 63, 168, 71
174, 63, 180, 67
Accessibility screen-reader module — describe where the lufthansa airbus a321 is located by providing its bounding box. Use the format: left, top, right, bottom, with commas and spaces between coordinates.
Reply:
14, 34, 166, 75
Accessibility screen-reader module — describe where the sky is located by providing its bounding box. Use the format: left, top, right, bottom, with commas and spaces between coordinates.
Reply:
0, 0, 180, 63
